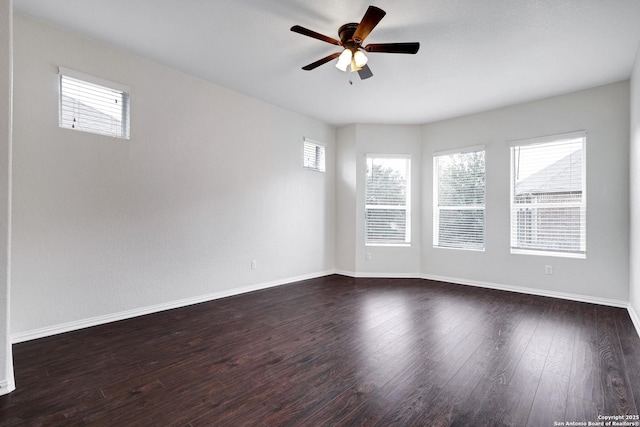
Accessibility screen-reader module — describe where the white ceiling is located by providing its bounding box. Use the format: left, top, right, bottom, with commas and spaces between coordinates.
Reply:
13, 0, 640, 126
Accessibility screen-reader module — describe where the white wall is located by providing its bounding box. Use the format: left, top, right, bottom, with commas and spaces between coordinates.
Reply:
0, 0, 15, 395
630, 44, 640, 326
333, 84, 630, 304
422, 82, 630, 303
8, 11, 636, 344
336, 124, 422, 277
335, 125, 357, 274
11, 15, 335, 338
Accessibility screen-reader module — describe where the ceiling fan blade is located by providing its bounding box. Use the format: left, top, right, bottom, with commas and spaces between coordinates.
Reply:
364, 42, 420, 54
291, 25, 340, 46
302, 52, 341, 70
358, 64, 373, 80
353, 6, 386, 43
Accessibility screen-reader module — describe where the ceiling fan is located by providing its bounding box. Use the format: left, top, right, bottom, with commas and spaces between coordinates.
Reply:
291, 5, 420, 80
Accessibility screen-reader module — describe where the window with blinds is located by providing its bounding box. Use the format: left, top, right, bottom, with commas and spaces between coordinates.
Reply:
510, 131, 586, 258
365, 155, 411, 245
59, 67, 130, 139
433, 147, 485, 250
303, 138, 325, 172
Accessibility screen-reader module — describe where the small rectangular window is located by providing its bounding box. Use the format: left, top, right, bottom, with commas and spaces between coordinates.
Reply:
510, 131, 586, 258
303, 138, 325, 172
433, 147, 486, 250
59, 67, 130, 139
365, 155, 411, 245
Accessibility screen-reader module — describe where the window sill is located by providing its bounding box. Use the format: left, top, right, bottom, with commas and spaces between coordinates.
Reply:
433, 246, 485, 252
365, 243, 412, 248
510, 248, 586, 259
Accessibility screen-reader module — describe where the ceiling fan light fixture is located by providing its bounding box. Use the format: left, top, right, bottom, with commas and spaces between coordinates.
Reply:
335, 49, 352, 71
353, 50, 368, 67
350, 57, 363, 72
293, 5, 419, 80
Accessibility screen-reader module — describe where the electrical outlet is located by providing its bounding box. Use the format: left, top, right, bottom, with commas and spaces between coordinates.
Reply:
366, 252, 372, 261
251, 260, 257, 269
545, 265, 553, 275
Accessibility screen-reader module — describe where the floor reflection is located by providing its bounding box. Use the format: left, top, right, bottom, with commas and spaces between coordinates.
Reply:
354, 286, 494, 400
356, 290, 417, 392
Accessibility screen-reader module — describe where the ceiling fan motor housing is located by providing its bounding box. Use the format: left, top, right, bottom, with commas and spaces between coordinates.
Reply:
291, 5, 419, 79
339, 23, 361, 50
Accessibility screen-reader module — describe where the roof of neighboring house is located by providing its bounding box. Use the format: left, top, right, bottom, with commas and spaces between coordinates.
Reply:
60, 95, 124, 136
515, 149, 582, 195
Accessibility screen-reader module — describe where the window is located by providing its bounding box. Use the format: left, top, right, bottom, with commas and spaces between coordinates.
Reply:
59, 67, 130, 139
510, 131, 586, 258
433, 147, 485, 250
303, 138, 326, 172
365, 155, 411, 245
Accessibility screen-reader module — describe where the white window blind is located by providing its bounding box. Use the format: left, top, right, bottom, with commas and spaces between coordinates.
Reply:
510, 132, 586, 258
433, 147, 485, 250
365, 156, 411, 245
59, 67, 130, 139
303, 138, 326, 172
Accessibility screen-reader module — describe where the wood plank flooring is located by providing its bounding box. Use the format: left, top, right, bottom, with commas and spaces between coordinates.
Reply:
1, 275, 639, 426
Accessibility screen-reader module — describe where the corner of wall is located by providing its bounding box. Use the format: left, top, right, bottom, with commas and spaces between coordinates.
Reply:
0, 0, 15, 395
335, 125, 357, 273
629, 41, 640, 338
629, 302, 640, 339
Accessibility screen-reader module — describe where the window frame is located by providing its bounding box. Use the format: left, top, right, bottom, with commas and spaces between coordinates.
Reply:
303, 137, 326, 172
58, 66, 131, 140
365, 154, 412, 247
509, 131, 587, 259
432, 145, 486, 251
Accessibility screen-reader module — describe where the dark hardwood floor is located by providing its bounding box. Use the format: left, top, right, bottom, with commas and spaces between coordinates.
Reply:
1, 275, 639, 426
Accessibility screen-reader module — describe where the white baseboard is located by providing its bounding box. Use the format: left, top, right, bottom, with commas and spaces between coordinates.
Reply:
420, 273, 629, 308
336, 270, 630, 312
332, 269, 351, 276
628, 303, 640, 338
11, 270, 335, 344
12, 270, 637, 343
333, 269, 356, 277
333, 270, 422, 279
342, 272, 638, 337
0, 377, 16, 396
